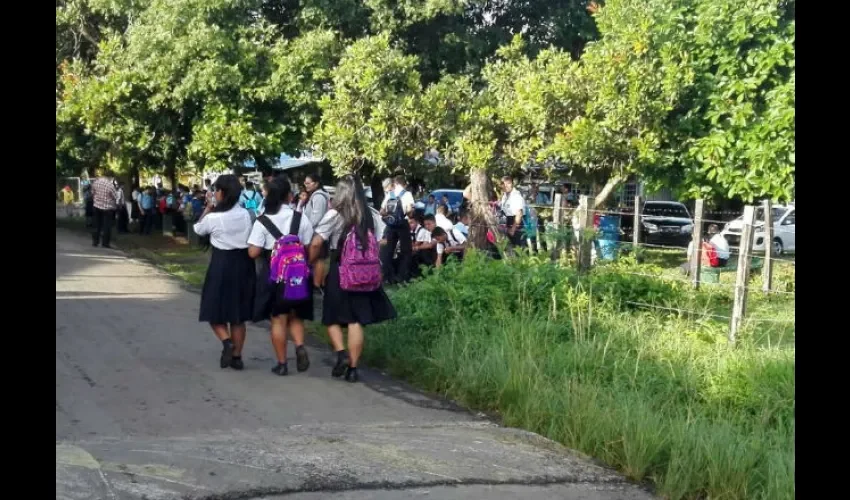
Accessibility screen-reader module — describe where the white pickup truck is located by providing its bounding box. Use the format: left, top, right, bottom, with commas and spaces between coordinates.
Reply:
720, 204, 795, 256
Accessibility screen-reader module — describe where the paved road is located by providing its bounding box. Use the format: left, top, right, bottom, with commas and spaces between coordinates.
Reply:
56, 228, 653, 500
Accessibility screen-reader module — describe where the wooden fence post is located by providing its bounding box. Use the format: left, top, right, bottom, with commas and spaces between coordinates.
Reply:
689, 199, 705, 289
552, 193, 564, 261
632, 195, 643, 260
762, 199, 774, 294
578, 195, 594, 273
730, 205, 756, 344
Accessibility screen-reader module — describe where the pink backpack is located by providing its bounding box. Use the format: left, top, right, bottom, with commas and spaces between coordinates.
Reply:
258, 214, 310, 302
338, 226, 382, 292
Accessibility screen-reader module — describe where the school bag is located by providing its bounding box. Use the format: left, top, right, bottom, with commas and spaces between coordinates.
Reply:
522, 205, 538, 236
338, 226, 382, 292
383, 190, 407, 228
257, 213, 310, 302
701, 241, 720, 267
242, 191, 260, 219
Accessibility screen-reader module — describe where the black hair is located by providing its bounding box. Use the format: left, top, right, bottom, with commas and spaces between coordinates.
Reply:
198, 174, 243, 250
211, 174, 242, 213
428, 194, 435, 200
431, 227, 447, 239
305, 172, 322, 186
261, 177, 292, 215
423, 214, 436, 223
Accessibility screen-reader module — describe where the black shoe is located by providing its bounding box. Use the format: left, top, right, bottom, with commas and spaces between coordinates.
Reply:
271, 363, 289, 376
220, 343, 234, 369
332, 351, 349, 378
345, 366, 359, 383
230, 356, 244, 370
296, 346, 310, 372
92, 242, 99, 247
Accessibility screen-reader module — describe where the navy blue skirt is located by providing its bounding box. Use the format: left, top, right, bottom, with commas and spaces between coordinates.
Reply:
199, 247, 255, 324
322, 253, 396, 327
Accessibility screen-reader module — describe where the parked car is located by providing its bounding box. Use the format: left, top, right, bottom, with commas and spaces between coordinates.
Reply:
414, 189, 465, 212
621, 201, 694, 248
721, 204, 795, 256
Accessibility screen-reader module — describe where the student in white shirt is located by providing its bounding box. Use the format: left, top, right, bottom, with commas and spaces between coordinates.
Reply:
707, 224, 731, 266
499, 176, 525, 247
435, 205, 454, 231
380, 175, 417, 283
308, 175, 397, 383
247, 177, 315, 376
430, 226, 467, 268
454, 210, 470, 237
193, 174, 256, 371
410, 216, 435, 272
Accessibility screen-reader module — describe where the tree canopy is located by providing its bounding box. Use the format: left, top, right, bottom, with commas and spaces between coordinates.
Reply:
57, 0, 794, 203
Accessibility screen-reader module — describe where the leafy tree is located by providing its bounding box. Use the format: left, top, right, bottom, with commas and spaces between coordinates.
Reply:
673, 0, 795, 202
315, 34, 424, 175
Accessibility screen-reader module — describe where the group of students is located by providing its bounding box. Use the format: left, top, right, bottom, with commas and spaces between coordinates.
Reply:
194, 173, 395, 382
380, 175, 530, 283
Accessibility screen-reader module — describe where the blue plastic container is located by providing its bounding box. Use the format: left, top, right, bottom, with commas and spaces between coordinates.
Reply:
597, 215, 621, 261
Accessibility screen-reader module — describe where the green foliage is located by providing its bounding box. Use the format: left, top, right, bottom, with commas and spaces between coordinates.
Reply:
365, 254, 795, 499
56, 0, 794, 205
315, 34, 423, 175
676, 0, 795, 202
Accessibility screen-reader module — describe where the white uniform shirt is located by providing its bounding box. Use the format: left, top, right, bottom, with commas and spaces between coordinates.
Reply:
193, 205, 252, 250
247, 207, 315, 250
437, 227, 467, 255
709, 234, 731, 260
314, 208, 386, 250
500, 189, 526, 221
435, 213, 454, 232
412, 224, 431, 244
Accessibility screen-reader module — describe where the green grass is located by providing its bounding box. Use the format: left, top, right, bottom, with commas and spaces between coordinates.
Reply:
363, 252, 794, 500
56, 216, 794, 498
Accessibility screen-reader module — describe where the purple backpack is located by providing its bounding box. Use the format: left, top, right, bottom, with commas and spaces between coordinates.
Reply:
258, 214, 310, 302
339, 226, 382, 292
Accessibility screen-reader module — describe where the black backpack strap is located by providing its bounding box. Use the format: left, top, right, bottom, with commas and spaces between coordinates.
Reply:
288, 210, 302, 236
257, 214, 284, 240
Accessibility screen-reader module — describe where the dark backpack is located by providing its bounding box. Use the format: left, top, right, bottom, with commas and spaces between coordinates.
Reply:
384, 190, 407, 228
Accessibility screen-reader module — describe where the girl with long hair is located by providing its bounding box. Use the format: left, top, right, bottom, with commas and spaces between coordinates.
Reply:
247, 177, 315, 376
308, 175, 396, 383
194, 174, 256, 370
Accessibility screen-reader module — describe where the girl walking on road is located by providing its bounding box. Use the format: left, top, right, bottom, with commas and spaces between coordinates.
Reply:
308, 175, 396, 383
248, 177, 315, 376
194, 174, 256, 370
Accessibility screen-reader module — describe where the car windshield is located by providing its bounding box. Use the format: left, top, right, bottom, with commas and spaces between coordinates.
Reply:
431, 191, 463, 206
644, 203, 690, 218
753, 207, 787, 222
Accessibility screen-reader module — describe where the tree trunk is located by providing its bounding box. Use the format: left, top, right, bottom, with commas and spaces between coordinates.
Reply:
468, 168, 498, 249
593, 174, 625, 208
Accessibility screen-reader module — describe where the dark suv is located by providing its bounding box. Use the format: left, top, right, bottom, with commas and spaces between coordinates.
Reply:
623, 201, 693, 248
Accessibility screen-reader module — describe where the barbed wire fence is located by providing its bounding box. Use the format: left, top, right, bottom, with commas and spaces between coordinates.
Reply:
443, 194, 794, 344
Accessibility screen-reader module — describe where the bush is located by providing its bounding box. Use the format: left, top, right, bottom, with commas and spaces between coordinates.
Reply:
364, 253, 794, 500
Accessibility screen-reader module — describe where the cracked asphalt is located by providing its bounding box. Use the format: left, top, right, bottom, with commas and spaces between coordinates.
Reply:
55, 228, 654, 500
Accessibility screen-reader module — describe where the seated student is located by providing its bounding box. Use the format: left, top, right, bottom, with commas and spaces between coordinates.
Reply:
706, 224, 730, 266
454, 210, 470, 237
410, 217, 435, 273
682, 224, 732, 275
435, 205, 454, 231
431, 226, 467, 268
